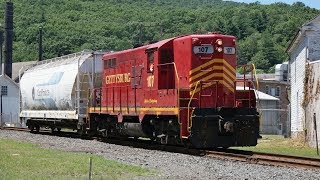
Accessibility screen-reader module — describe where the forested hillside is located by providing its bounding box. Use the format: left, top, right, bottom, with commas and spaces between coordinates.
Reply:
0, 0, 319, 72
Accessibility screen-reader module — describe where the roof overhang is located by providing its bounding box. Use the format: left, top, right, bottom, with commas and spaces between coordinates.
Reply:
0, 74, 19, 88
286, 15, 320, 54
145, 38, 175, 52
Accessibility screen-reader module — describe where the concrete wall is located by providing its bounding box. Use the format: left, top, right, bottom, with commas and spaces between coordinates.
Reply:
304, 62, 320, 147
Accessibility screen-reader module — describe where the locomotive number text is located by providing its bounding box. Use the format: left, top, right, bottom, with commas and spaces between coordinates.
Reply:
224, 47, 236, 54
193, 45, 214, 54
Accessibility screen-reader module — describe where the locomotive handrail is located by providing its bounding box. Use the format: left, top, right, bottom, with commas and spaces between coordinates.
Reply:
234, 79, 255, 108
251, 64, 262, 129
187, 80, 219, 132
187, 81, 200, 132
252, 64, 259, 90
235, 64, 256, 108
157, 62, 181, 124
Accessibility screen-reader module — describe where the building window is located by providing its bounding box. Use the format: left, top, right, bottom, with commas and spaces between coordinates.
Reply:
270, 88, 276, 96
276, 86, 281, 97
265, 85, 269, 94
1, 86, 7, 96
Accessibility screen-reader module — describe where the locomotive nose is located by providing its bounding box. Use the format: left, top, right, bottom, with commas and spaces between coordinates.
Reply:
189, 107, 259, 149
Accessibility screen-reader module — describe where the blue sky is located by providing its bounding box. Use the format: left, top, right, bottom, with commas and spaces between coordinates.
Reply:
226, 0, 320, 9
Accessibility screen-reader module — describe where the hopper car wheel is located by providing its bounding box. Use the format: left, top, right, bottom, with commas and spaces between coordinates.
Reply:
51, 127, 59, 134
35, 125, 40, 133
29, 125, 34, 132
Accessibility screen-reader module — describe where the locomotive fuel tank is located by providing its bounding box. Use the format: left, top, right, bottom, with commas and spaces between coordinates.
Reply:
121, 123, 149, 138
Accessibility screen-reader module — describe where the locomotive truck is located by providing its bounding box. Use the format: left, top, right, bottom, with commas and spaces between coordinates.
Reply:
20, 33, 260, 148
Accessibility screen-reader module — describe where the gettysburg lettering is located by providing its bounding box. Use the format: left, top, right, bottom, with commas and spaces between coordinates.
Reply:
105, 73, 131, 84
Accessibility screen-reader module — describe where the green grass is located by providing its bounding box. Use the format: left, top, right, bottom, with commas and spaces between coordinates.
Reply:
0, 138, 152, 179
232, 135, 320, 158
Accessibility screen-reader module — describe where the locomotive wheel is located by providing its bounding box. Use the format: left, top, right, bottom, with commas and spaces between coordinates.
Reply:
150, 136, 156, 141
182, 139, 192, 148
77, 125, 86, 137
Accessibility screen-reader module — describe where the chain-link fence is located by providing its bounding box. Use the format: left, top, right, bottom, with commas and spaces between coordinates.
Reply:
259, 108, 290, 136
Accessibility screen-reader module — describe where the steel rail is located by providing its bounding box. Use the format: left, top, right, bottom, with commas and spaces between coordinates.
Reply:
1, 127, 30, 132
205, 150, 320, 170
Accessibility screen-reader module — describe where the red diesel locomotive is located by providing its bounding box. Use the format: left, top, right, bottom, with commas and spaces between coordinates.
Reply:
88, 33, 260, 148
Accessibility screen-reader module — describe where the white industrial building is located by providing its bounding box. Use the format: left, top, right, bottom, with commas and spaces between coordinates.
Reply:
0, 74, 19, 127
287, 15, 320, 147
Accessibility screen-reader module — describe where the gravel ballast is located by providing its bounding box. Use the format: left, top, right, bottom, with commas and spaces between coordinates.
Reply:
0, 130, 319, 179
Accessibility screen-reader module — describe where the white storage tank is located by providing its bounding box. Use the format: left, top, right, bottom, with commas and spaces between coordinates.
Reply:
275, 62, 288, 81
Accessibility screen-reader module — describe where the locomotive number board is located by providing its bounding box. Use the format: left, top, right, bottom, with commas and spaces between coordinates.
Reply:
193, 45, 214, 54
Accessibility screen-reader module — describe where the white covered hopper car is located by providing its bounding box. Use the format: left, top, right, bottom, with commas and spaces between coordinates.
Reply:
20, 50, 105, 132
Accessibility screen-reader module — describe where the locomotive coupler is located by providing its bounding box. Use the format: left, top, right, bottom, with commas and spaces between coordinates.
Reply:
219, 119, 234, 133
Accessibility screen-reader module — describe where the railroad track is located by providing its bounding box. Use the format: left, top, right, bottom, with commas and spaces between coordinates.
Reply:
205, 149, 320, 170
2, 127, 320, 170
1, 127, 30, 132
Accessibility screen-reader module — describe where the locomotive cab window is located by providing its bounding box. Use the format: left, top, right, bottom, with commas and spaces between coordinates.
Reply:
104, 58, 117, 69
147, 51, 154, 73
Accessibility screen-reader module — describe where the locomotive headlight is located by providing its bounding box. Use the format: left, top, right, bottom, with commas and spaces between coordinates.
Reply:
216, 39, 223, 46
217, 47, 223, 52
192, 38, 199, 44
